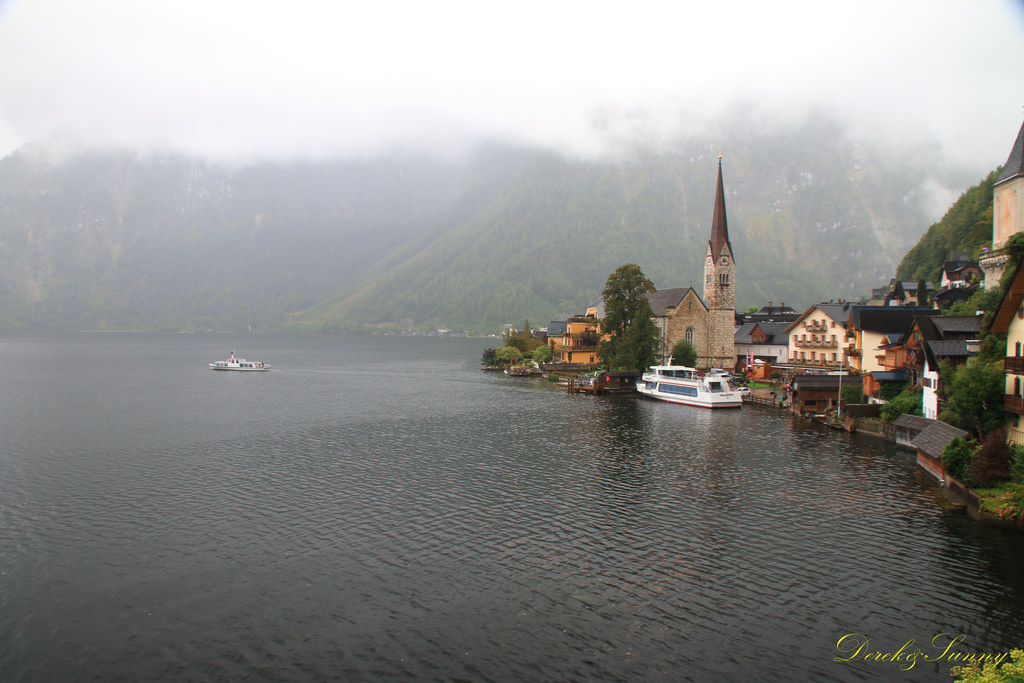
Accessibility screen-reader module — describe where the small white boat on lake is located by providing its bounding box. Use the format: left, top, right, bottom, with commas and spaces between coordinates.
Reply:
209, 351, 271, 371
637, 362, 741, 408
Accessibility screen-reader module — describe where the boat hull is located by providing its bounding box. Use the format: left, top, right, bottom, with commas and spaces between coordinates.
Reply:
637, 381, 741, 408
209, 352, 271, 371
636, 364, 743, 409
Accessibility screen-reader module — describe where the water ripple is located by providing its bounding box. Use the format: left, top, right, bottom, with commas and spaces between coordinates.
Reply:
2, 336, 1024, 682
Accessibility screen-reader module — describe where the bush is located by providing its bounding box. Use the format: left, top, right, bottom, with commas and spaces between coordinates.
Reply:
991, 485, 1024, 525
942, 436, 976, 486
969, 430, 1013, 488
1013, 445, 1024, 484
494, 346, 523, 364
878, 381, 908, 402
879, 385, 922, 422
951, 648, 1024, 682
840, 382, 863, 405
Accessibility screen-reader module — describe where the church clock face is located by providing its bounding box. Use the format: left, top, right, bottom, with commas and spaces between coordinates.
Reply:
720, 256, 729, 265
707, 256, 713, 265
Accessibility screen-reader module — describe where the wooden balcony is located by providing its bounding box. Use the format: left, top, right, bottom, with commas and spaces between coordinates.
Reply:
1006, 356, 1024, 374
792, 339, 838, 349
1005, 394, 1024, 414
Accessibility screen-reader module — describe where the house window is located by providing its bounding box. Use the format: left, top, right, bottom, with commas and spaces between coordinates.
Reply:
1017, 341, 1022, 356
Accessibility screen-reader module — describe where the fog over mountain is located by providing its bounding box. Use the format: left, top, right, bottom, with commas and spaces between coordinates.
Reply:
0, 110, 988, 334
2, 0, 1021, 332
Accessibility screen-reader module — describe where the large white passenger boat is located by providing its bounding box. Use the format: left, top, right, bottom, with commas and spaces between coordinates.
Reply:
209, 351, 271, 371
637, 362, 742, 408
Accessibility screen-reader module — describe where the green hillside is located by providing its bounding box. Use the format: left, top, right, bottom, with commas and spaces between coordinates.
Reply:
895, 169, 999, 282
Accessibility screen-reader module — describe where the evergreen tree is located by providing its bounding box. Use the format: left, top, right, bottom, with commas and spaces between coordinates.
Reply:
598, 264, 660, 373
669, 339, 698, 367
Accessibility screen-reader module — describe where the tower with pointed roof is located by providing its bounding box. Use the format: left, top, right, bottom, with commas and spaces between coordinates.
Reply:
701, 155, 736, 368
982, 115, 1024, 287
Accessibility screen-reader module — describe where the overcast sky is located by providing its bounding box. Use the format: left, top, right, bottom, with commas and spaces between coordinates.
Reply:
1, 0, 1023, 171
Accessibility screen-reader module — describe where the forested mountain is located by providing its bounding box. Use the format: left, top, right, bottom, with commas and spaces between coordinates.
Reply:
0, 115, 975, 334
895, 170, 999, 282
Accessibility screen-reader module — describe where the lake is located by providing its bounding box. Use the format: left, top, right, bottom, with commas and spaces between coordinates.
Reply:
2, 333, 1022, 681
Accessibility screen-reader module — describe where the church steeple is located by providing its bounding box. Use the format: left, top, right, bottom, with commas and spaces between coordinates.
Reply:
708, 154, 733, 262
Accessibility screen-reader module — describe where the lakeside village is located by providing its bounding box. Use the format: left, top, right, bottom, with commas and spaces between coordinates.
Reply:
484, 121, 1024, 532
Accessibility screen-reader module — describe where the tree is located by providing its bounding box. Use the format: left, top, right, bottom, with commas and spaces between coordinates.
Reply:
531, 344, 551, 365
669, 339, 698, 367
970, 430, 1013, 488
941, 436, 976, 486
940, 358, 1006, 439
598, 264, 660, 373
879, 385, 922, 422
840, 382, 864, 405
503, 319, 542, 353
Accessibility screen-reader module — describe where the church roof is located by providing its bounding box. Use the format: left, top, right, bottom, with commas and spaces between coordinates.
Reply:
647, 287, 706, 316
708, 159, 733, 262
996, 117, 1024, 187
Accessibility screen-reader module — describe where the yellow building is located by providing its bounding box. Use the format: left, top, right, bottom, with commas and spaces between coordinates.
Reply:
990, 259, 1024, 446
781, 302, 850, 373
981, 116, 1024, 287
547, 301, 607, 366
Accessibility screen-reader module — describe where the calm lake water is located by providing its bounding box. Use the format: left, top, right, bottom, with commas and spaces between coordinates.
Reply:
2, 333, 1023, 682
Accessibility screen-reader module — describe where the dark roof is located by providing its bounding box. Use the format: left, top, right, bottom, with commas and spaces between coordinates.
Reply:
911, 421, 968, 460
754, 304, 799, 317
928, 340, 975, 358
931, 316, 981, 337
942, 260, 980, 275
849, 306, 938, 333
647, 287, 706, 316
785, 302, 853, 333
933, 285, 979, 308
734, 320, 791, 345
547, 319, 568, 335
792, 375, 842, 390
870, 370, 907, 382
894, 414, 934, 431
912, 314, 981, 345
996, 117, 1024, 187
708, 159, 733, 262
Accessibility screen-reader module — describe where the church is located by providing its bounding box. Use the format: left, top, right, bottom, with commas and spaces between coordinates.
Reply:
648, 155, 737, 370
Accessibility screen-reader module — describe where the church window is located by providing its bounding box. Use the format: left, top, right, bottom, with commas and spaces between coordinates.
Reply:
719, 273, 729, 285
685, 328, 694, 344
